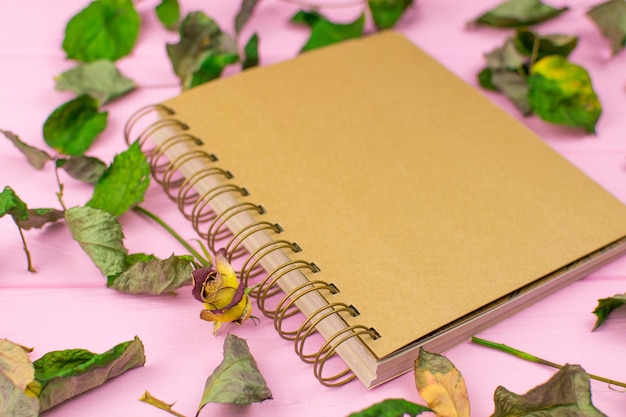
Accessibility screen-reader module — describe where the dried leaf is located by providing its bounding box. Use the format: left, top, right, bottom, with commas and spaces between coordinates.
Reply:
235, 0, 259, 34
0, 339, 35, 391
87, 141, 150, 216
242, 33, 259, 70
55, 60, 136, 105
368, 0, 413, 30
197, 334, 272, 414
592, 293, 626, 330
0, 186, 29, 222
348, 398, 431, 417
156, 0, 180, 31
1, 129, 53, 170
56, 155, 107, 184
485, 37, 527, 71
63, 0, 140, 62
43, 95, 108, 156
414, 349, 470, 417
33, 336, 145, 412
492, 70, 532, 115
490, 365, 607, 417
528, 55, 601, 133
16, 208, 65, 230
0, 371, 39, 417
166, 11, 239, 88
473, 0, 568, 28
514, 29, 578, 60
108, 254, 193, 295
65, 205, 128, 277
295, 11, 365, 52
587, 0, 626, 56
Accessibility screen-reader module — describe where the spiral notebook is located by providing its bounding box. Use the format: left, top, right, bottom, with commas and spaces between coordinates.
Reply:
125, 32, 626, 388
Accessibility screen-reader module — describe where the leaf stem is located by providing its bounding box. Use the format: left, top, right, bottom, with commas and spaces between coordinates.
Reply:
471, 336, 626, 389
139, 391, 189, 417
14, 220, 36, 272
133, 205, 210, 267
53, 165, 68, 211
529, 34, 540, 70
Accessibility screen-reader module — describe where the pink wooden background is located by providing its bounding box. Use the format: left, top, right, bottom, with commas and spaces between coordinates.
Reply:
1, 0, 625, 415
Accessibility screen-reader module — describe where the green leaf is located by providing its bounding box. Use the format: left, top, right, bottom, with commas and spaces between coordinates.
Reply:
348, 399, 431, 417
478, 68, 499, 91
235, 0, 259, 34
592, 293, 626, 329
57, 155, 108, 184
108, 254, 193, 295
43, 95, 108, 156
415, 349, 470, 417
491, 365, 607, 417
514, 29, 578, 61
166, 11, 239, 88
87, 141, 150, 216
0, 371, 39, 417
1, 130, 53, 170
33, 336, 145, 412
291, 10, 322, 27
63, 0, 140, 62
55, 60, 136, 105
197, 334, 272, 412
587, 0, 626, 56
65, 206, 128, 277
492, 70, 532, 115
368, 0, 413, 30
242, 33, 259, 70
155, 0, 180, 30
0, 186, 29, 221
473, 0, 568, 28
528, 55, 601, 133
299, 12, 365, 52
186, 52, 240, 90
16, 208, 65, 230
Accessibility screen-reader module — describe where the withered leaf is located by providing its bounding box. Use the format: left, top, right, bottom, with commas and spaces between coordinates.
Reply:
490, 365, 607, 417
56, 155, 107, 184
592, 293, 626, 330
235, 0, 259, 34
0, 339, 35, 391
514, 29, 578, 60
472, 0, 568, 28
0, 371, 39, 417
16, 208, 65, 230
587, 0, 626, 56
1, 129, 53, 170
33, 336, 145, 412
414, 348, 470, 417
65, 205, 128, 277
108, 254, 193, 295
196, 334, 272, 414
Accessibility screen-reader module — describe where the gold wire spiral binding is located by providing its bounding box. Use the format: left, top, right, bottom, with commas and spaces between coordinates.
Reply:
150, 133, 204, 187
240, 240, 302, 288
273, 280, 338, 340
123, 104, 174, 145
256, 260, 320, 319
294, 302, 358, 364
125, 103, 379, 387
178, 169, 236, 220
314, 325, 379, 387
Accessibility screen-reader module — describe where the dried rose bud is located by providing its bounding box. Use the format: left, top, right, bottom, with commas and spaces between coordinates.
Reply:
191, 249, 252, 334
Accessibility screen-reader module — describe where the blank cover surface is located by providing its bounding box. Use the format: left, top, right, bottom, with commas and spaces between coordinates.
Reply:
163, 32, 626, 358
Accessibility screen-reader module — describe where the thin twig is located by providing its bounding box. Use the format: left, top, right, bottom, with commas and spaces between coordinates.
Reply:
53, 165, 67, 211
472, 336, 626, 389
140, 391, 188, 417
15, 220, 36, 273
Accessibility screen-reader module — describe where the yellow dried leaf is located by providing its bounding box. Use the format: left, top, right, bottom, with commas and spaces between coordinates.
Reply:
414, 349, 470, 417
0, 339, 35, 392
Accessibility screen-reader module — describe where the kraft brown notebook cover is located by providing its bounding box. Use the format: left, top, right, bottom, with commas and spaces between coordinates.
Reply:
127, 31, 626, 388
